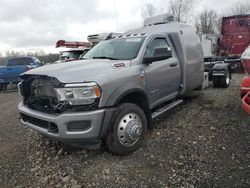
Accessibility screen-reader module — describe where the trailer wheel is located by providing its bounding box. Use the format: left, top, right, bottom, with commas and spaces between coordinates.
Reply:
105, 103, 147, 155
212, 76, 220, 88
219, 70, 230, 88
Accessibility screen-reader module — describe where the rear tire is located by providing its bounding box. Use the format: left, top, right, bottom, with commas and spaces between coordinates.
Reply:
212, 76, 220, 88
105, 103, 147, 155
212, 70, 231, 88
219, 70, 230, 88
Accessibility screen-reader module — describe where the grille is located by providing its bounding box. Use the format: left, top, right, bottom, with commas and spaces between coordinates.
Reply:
20, 75, 99, 114
21, 113, 58, 133
31, 78, 57, 98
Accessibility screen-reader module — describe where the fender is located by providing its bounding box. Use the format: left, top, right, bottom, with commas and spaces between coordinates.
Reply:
212, 63, 231, 77
104, 85, 153, 129
105, 81, 148, 107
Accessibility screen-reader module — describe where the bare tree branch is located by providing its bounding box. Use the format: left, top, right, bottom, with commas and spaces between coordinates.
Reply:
228, 0, 250, 15
168, 0, 193, 23
141, 3, 157, 19
195, 9, 218, 34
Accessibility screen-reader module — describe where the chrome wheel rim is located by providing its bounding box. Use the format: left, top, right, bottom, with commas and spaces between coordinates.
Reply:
226, 72, 230, 85
117, 113, 142, 147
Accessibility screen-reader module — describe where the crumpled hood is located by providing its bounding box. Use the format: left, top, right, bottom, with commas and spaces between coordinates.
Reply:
23, 59, 131, 83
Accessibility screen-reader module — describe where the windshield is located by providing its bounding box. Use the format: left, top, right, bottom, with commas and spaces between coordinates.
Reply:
83, 37, 145, 60
60, 50, 84, 61
7, 57, 33, 66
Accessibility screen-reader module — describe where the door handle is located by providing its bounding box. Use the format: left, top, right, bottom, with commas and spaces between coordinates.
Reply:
170, 63, 178, 67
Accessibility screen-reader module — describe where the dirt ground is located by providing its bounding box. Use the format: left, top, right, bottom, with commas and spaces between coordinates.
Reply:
0, 73, 249, 188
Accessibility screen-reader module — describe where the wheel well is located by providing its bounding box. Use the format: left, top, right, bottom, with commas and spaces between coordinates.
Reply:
118, 92, 153, 129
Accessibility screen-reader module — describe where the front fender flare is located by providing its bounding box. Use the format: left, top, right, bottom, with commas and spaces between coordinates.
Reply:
105, 83, 147, 107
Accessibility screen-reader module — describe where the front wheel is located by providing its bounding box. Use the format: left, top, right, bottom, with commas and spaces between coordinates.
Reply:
105, 103, 147, 155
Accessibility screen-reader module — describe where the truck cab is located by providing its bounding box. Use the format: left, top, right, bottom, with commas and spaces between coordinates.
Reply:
18, 14, 204, 155
0, 56, 42, 91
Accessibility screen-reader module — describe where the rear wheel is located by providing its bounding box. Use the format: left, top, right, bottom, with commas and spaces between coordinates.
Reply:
219, 70, 230, 88
105, 103, 147, 155
212, 76, 220, 88
212, 70, 231, 88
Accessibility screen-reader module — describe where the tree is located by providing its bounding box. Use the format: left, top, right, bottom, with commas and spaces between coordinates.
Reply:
195, 9, 218, 34
217, 0, 250, 33
141, 3, 157, 18
168, 0, 193, 23
228, 0, 250, 15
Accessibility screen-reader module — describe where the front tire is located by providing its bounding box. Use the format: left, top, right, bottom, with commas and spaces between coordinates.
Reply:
105, 103, 147, 155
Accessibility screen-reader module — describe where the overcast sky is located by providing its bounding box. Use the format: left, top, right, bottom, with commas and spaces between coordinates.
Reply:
0, 0, 239, 54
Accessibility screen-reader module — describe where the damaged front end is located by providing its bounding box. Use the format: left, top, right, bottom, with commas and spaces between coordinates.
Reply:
18, 75, 99, 114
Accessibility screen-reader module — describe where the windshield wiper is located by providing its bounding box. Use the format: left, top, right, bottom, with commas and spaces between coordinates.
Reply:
92, 56, 119, 60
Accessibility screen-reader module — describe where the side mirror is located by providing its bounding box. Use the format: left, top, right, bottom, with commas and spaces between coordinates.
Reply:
143, 47, 172, 64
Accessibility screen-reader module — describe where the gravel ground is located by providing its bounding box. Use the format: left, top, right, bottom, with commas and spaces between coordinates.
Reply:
0, 73, 249, 188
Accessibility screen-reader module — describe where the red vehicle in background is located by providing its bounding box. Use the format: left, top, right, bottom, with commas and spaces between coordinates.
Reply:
220, 14, 250, 68
55, 40, 91, 63
55, 33, 121, 63
240, 46, 250, 115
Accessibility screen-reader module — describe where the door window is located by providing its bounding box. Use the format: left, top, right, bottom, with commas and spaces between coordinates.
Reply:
145, 38, 169, 58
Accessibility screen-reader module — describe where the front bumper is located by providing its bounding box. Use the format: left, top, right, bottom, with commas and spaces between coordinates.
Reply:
18, 102, 106, 142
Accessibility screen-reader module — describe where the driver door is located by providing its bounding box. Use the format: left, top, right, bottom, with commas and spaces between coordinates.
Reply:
143, 36, 181, 108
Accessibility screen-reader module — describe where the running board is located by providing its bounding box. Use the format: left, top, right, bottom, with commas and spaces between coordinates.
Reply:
152, 99, 183, 119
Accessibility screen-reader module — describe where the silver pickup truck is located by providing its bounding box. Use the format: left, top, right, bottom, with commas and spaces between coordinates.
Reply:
18, 14, 204, 155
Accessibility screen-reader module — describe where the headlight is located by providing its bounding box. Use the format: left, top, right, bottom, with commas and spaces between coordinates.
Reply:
55, 82, 101, 105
